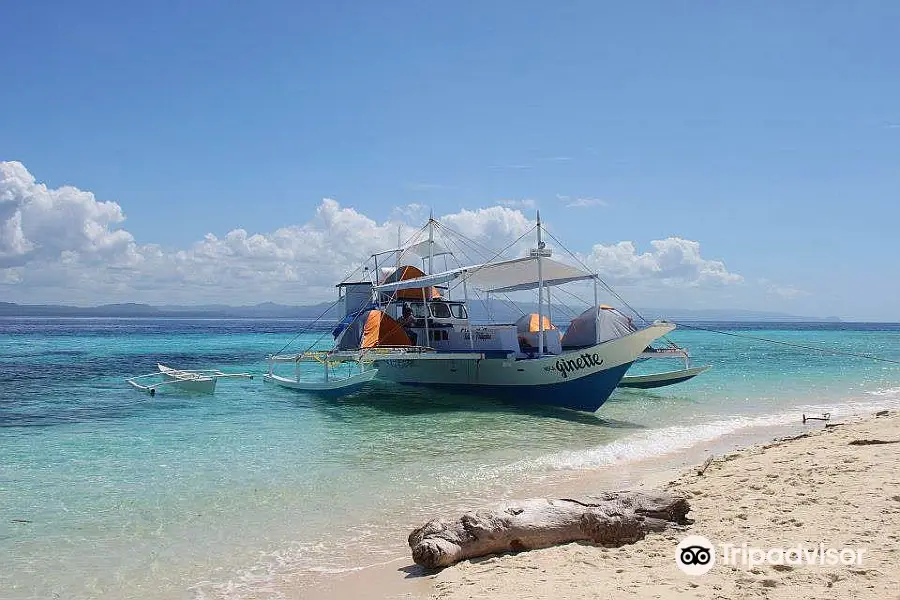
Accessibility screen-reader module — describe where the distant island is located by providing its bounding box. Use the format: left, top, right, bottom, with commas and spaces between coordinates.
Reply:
0, 301, 841, 322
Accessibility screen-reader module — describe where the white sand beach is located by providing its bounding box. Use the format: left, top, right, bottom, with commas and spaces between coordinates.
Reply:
308, 410, 900, 600
428, 410, 900, 600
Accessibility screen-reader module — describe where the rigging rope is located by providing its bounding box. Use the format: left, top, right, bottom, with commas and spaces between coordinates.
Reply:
669, 322, 900, 365
433, 220, 536, 318
541, 226, 682, 349
274, 222, 433, 357
273, 295, 344, 357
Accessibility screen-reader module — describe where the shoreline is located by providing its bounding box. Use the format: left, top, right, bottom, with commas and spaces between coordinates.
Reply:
299, 408, 900, 599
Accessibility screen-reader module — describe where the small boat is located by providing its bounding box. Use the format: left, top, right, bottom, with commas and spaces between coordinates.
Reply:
127, 364, 253, 396
618, 344, 711, 389
264, 352, 379, 394
618, 364, 711, 388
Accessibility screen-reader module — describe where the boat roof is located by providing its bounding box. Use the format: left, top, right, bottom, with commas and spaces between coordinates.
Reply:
373, 255, 595, 294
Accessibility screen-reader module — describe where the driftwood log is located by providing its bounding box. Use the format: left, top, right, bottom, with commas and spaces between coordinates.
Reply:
408, 490, 690, 569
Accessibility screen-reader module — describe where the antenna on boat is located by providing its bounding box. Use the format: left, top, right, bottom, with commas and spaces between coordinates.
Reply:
427, 208, 435, 275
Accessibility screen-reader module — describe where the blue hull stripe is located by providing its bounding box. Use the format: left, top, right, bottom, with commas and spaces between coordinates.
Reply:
390, 362, 633, 412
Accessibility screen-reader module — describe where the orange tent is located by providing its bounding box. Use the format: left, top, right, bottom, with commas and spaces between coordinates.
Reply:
360, 310, 411, 348
381, 265, 440, 300
518, 313, 557, 333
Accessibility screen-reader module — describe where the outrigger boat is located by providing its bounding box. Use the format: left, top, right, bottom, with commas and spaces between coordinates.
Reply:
618, 344, 711, 389
265, 213, 683, 412
127, 364, 253, 396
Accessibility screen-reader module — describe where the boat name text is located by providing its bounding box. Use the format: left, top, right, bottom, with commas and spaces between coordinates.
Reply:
553, 353, 604, 378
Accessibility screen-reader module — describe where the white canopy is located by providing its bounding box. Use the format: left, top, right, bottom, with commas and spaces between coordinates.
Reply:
373, 240, 451, 259
373, 256, 595, 294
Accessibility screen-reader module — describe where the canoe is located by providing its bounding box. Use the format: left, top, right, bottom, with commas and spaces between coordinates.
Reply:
127, 364, 252, 395
264, 368, 378, 394
617, 365, 711, 389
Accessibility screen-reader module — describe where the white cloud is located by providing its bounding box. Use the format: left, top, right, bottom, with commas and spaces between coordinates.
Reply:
438, 206, 536, 258
0, 163, 544, 302
758, 278, 808, 300
496, 199, 536, 210
582, 238, 743, 287
0, 161, 136, 268
557, 194, 609, 209
1, 162, 743, 304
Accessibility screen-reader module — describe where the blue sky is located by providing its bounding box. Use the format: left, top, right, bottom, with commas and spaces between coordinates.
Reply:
1, 1, 898, 319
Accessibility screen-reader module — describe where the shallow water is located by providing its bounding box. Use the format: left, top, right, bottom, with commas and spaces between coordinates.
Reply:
2, 318, 899, 599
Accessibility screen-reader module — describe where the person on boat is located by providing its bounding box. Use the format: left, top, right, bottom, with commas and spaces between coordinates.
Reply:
398, 304, 418, 345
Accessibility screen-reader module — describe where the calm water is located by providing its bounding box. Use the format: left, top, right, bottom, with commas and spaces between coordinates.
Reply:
2, 318, 899, 599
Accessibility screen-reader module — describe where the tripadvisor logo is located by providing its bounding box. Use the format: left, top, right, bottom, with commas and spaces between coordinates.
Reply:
676, 535, 716, 576
555, 353, 604, 378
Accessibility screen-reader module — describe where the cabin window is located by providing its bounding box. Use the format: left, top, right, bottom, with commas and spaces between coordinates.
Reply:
409, 303, 428, 318
430, 302, 452, 318
450, 304, 467, 319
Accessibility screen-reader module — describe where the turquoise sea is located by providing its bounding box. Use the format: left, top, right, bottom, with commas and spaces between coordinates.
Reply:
2, 318, 899, 599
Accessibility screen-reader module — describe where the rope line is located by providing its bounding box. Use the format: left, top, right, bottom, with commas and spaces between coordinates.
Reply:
671, 321, 900, 365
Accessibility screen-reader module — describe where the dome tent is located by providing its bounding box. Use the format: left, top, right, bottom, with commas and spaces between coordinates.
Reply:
380, 265, 440, 300
335, 309, 411, 351
515, 313, 562, 354
560, 305, 637, 349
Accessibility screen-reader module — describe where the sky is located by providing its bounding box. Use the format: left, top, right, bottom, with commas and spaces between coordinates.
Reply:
1, 1, 898, 319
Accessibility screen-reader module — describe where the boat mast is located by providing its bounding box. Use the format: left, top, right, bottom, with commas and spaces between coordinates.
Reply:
427, 208, 434, 275
425, 211, 434, 347
536, 211, 545, 357
593, 275, 600, 344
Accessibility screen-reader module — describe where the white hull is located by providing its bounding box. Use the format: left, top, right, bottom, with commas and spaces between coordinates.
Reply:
127, 364, 252, 395
371, 323, 674, 411
264, 368, 379, 393
618, 365, 711, 389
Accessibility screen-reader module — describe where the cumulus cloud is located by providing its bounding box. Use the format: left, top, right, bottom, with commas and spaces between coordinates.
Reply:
582, 238, 743, 287
439, 206, 535, 251
0, 161, 136, 268
0, 162, 742, 303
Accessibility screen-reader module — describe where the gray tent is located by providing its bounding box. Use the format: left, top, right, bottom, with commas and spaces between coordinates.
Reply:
561, 306, 637, 349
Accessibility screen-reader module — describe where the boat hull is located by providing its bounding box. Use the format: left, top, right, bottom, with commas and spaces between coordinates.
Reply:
264, 369, 379, 395
372, 323, 674, 412
617, 365, 711, 389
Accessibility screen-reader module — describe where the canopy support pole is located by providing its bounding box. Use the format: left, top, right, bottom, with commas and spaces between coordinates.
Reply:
546, 287, 552, 328
463, 276, 474, 350
536, 212, 544, 358
593, 276, 600, 345
422, 286, 430, 348
428, 210, 435, 276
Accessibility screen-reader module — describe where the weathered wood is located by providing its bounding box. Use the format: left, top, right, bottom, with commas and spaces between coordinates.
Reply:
408, 490, 690, 569
697, 456, 715, 476
849, 439, 899, 446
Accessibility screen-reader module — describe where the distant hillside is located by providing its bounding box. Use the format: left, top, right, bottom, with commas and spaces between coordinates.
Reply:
0, 301, 838, 322
0, 301, 340, 319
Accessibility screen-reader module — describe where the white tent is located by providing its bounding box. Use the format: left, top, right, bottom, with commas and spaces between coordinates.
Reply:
561, 306, 637, 349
